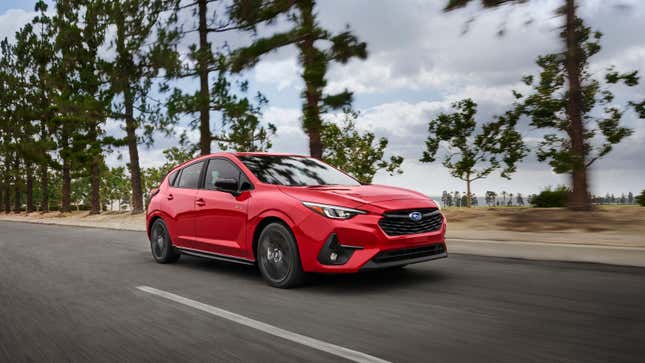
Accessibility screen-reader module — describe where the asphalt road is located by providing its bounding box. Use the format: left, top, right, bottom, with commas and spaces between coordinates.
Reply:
1, 221, 644, 363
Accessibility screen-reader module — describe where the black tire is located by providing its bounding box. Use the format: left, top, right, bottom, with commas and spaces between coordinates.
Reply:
149, 219, 180, 264
257, 223, 306, 288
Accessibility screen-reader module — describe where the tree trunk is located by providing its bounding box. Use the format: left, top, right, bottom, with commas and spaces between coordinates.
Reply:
0, 186, 4, 214
308, 125, 323, 159
90, 159, 101, 215
26, 162, 34, 213
301, 53, 323, 158
564, 0, 591, 211
298, 5, 323, 159
61, 123, 72, 213
125, 88, 144, 214
13, 158, 21, 213
465, 177, 472, 208
85, 121, 101, 215
13, 184, 21, 213
3, 186, 9, 213
40, 162, 49, 212
198, 0, 211, 156
61, 158, 71, 213
4, 157, 11, 213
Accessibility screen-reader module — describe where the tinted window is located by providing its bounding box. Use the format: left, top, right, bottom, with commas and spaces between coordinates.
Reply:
176, 161, 204, 189
239, 155, 360, 187
205, 159, 241, 190
168, 170, 180, 186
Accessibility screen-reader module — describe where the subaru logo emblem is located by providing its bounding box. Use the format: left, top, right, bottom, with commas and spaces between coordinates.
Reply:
409, 211, 423, 221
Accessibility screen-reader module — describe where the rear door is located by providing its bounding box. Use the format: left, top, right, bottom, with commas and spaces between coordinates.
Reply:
165, 160, 204, 248
194, 158, 251, 258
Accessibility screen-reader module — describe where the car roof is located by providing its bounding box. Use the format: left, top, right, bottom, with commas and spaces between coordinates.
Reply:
229, 151, 309, 158
169, 152, 312, 174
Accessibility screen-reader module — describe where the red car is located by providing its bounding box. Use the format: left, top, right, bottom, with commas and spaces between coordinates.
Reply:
146, 152, 447, 288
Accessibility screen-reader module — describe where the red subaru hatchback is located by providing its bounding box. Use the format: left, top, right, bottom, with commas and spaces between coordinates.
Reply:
146, 152, 447, 288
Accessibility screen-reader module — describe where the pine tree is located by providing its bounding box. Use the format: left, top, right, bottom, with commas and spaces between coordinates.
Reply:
516, 193, 524, 206
445, 0, 642, 210
0, 39, 16, 213
104, 0, 172, 213
15, 1, 58, 213
13, 24, 41, 213
485, 191, 497, 207
321, 109, 403, 184
420, 99, 526, 207
52, 0, 112, 214
229, 0, 368, 158
511, 24, 639, 210
162, 0, 274, 156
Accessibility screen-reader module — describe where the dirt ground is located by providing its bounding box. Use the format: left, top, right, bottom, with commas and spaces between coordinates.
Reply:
1, 206, 644, 248
442, 205, 645, 233
0, 211, 146, 232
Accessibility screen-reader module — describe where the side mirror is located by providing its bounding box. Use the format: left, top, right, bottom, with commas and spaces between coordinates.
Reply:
215, 178, 239, 195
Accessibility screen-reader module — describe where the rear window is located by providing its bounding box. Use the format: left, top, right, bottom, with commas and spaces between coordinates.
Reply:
176, 161, 204, 189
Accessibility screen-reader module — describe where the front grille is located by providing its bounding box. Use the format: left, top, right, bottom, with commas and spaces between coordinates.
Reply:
372, 244, 446, 264
378, 208, 443, 236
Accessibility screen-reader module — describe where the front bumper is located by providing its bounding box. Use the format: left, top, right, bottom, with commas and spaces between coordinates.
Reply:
293, 211, 447, 273
361, 243, 447, 270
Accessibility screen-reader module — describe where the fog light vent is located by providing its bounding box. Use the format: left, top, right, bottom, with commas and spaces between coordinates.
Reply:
317, 233, 356, 265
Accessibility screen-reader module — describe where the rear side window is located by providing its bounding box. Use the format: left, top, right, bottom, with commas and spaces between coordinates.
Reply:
168, 170, 180, 186
176, 161, 204, 189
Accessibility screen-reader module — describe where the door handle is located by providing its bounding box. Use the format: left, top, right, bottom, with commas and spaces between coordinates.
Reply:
167, 194, 174, 200
195, 198, 206, 207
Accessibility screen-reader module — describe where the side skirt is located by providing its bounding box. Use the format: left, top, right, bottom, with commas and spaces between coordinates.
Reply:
177, 247, 255, 266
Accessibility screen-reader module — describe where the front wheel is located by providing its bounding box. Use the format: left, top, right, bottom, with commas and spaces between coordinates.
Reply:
257, 223, 306, 288
149, 219, 180, 264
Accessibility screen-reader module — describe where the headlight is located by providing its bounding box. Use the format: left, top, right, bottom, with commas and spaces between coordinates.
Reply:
302, 202, 366, 220
433, 199, 441, 210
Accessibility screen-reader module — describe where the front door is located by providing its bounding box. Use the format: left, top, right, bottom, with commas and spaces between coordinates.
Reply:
194, 158, 250, 258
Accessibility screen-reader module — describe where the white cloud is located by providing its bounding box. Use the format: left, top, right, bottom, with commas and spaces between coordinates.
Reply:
0, 9, 37, 41
254, 58, 301, 90
262, 106, 308, 154
2, 0, 643, 195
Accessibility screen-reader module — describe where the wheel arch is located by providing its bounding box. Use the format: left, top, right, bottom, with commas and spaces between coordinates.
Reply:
147, 215, 162, 238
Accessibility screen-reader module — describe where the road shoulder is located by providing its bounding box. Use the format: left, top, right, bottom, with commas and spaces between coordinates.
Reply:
2, 212, 644, 267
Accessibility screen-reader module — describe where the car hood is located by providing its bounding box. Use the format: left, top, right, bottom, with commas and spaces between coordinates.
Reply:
279, 184, 434, 209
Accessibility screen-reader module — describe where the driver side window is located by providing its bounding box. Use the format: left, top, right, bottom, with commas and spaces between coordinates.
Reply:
205, 159, 251, 191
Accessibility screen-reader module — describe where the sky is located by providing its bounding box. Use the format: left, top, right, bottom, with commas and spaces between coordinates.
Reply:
1, 0, 644, 196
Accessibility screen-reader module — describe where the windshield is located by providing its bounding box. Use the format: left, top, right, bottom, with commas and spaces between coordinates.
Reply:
238, 155, 361, 187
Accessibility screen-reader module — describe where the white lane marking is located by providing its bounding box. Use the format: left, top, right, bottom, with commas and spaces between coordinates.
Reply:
136, 286, 390, 363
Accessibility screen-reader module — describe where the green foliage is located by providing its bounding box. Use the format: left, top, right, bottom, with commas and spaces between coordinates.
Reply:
635, 190, 645, 207
530, 186, 569, 208
162, 2, 274, 155
229, 0, 368, 157
321, 109, 403, 184
102, 167, 132, 211
630, 99, 645, 118
513, 24, 639, 175
103, 0, 175, 213
444, 0, 526, 12
420, 98, 527, 206
142, 138, 196, 195
51, 0, 114, 214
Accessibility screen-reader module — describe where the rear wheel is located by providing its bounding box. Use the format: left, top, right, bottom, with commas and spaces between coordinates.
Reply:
257, 223, 306, 288
149, 219, 180, 264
